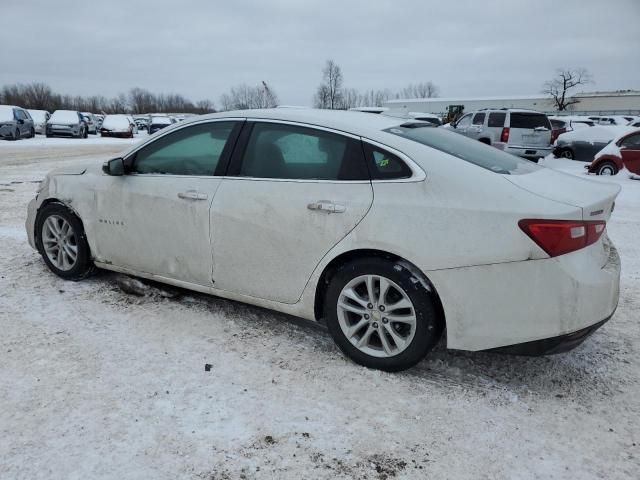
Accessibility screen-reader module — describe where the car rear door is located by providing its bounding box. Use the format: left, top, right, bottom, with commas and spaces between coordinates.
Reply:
619, 133, 640, 174
93, 120, 242, 285
210, 120, 373, 304
508, 112, 551, 148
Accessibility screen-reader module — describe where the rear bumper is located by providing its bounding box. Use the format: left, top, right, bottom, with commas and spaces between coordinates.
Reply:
487, 314, 612, 355
505, 145, 552, 159
428, 238, 621, 352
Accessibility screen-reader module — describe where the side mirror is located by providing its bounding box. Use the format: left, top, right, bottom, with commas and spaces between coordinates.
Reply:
102, 157, 125, 176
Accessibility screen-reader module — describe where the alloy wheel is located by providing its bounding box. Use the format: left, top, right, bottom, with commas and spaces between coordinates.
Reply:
337, 274, 417, 358
41, 215, 78, 271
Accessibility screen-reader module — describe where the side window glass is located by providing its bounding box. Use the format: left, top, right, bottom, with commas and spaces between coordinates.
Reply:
472, 113, 485, 125
621, 134, 640, 148
456, 114, 472, 128
488, 112, 506, 127
363, 143, 412, 180
238, 123, 368, 180
133, 122, 235, 175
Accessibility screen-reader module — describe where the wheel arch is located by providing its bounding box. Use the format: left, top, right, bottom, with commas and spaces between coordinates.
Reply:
478, 137, 491, 145
35, 198, 86, 250
313, 248, 446, 330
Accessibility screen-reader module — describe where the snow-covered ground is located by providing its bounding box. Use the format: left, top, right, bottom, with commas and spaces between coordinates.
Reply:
1, 143, 639, 479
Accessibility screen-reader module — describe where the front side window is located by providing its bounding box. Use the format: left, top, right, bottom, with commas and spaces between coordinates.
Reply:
132, 122, 236, 175
472, 113, 485, 125
238, 122, 368, 180
456, 114, 472, 128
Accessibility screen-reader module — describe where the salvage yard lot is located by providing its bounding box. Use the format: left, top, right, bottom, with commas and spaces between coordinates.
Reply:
1, 140, 639, 479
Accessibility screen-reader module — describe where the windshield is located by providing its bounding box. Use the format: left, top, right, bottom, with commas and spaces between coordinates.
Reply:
0, 107, 14, 122
50, 110, 79, 124
384, 126, 540, 175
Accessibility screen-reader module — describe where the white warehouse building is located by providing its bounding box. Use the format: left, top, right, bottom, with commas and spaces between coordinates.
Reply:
383, 90, 640, 118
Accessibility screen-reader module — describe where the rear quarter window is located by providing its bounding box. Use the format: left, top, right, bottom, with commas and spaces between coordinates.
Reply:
487, 112, 506, 127
509, 113, 551, 129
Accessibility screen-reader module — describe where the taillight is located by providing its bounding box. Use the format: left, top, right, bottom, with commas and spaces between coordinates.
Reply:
500, 127, 510, 143
518, 219, 606, 257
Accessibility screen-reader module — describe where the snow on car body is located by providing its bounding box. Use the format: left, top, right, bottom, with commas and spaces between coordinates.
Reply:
25, 109, 621, 371
553, 125, 636, 161
587, 128, 640, 176
100, 114, 134, 138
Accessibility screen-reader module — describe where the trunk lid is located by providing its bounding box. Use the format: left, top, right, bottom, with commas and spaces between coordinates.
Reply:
504, 168, 620, 221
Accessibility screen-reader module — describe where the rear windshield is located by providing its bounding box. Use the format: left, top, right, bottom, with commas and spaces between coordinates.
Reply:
509, 113, 550, 129
384, 126, 540, 175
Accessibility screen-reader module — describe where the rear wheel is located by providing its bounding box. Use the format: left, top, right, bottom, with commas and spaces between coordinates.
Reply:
596, 161, 618, 176
35, 203, 95, 280
325, 258, 442, 372
29, 127, 35, 138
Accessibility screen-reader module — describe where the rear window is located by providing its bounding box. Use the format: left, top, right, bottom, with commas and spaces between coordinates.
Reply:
384, 126, 540, 175
509, 113, 550, 129
487, 112, 506, 127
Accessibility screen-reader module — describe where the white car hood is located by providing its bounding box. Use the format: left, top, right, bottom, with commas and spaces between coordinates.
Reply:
50, 161, 102, 176
504, 168, 621, 221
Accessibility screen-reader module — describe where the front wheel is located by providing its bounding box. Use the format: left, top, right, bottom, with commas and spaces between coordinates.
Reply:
558, 148, 574, 160
596, 161, 619, 176
35, 203, 95, 280
325, 258, 442, 372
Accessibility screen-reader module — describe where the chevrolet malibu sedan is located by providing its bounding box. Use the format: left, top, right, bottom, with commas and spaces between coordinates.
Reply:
26, 109, 621, 371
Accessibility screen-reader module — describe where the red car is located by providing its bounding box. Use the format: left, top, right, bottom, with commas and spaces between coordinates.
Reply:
587, 129, 640, 175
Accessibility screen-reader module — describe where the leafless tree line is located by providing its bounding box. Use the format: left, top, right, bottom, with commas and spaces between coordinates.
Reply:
314, 59, 440, 109
0, 83, 217, 114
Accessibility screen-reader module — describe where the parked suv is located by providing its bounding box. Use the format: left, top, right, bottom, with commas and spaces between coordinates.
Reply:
47, 110, 88, 138
0, 105, 35, 140
449, 109, 552, 161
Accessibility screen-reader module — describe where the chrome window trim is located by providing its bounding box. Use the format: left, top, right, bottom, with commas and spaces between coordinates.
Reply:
122, 117, 246, 162
361, 137, 426, 183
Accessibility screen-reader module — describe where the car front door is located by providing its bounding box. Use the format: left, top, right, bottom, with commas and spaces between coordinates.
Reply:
210, 120, 374, 304
619, 133, 640, 174
93, 120, 242, 285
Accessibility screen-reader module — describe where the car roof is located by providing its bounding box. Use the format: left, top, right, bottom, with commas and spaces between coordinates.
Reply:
184, 108, 405, 138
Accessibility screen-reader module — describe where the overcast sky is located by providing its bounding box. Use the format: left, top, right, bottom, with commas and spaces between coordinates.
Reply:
1, 0, 639, 106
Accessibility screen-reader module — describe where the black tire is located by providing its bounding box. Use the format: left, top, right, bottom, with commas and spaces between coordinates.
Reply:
46, 133, 52, 138
558, 148, 574, 160
83, 128, 88, 139
596, 161, 618, 176
35, 203, 95, 280
324, 257, 442, 372
11, 128, 19, 141
478, 138, 491, 145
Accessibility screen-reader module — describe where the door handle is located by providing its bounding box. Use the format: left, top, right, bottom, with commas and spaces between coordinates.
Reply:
178, 190, 208, 200
307, 200, 346, 213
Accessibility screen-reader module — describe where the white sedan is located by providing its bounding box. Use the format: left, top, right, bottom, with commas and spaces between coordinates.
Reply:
26, 109, 621, 371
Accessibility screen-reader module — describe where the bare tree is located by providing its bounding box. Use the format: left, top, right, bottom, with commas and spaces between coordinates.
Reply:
542, 68, 592, 111
314, 60, 343, 109
219, 82, 279, 111
400, 82, 439, 99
